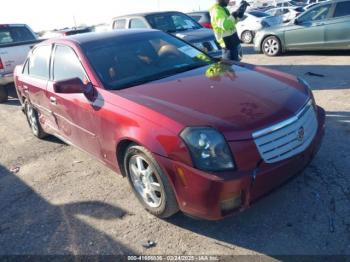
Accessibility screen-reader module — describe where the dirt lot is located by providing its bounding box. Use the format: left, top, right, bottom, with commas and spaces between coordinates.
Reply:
0, 47, 349, 257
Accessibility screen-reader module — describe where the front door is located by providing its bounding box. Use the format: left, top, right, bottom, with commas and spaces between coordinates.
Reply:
47, 44, 101, 157
284, 3, 332, 50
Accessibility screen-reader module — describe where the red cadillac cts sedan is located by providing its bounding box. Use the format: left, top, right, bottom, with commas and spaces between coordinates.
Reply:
14, 30, 325, 220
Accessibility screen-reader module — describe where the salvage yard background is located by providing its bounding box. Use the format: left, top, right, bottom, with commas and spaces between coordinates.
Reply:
0, 46, 349, 256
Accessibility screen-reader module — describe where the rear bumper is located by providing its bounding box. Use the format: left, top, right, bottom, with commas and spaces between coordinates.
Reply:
155, 107, 326, 220
0, 73, 14, 86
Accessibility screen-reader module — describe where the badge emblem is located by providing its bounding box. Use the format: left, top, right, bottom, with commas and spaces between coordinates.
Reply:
297, 127, 305, 142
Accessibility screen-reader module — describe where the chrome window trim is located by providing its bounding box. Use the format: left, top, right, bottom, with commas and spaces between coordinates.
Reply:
252, 99, 312, 139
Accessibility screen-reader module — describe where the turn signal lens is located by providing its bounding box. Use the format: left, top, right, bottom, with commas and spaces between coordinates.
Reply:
220, 192, 242, 214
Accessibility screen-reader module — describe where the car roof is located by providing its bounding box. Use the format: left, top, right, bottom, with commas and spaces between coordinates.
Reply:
39, 29, 158, 46
112, 11, 185, 20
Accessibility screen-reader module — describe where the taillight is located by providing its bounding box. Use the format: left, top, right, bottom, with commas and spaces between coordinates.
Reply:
201, 22, 212, 29
0, 58, 4, 70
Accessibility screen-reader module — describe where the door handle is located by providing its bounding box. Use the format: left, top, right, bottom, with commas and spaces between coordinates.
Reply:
50, 96, 57, 105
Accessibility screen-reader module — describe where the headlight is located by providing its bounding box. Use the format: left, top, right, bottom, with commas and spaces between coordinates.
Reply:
180, 127, 235, 171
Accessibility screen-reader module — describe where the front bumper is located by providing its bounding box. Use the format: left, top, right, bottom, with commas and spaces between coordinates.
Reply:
156, 106, 326, 220
0, 73, 14, 86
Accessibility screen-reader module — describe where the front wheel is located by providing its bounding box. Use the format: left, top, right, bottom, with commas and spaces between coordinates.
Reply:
0, 86, 8, 103
262, 36, 282, 56
124, 145, 179, 218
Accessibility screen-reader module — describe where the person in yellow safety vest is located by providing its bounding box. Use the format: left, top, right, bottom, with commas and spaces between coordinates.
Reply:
210, 0, 250, 61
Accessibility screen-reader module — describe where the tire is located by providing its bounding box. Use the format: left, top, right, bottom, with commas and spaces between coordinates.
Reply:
262, 36, 282, 56
24, 100, 47, 139
124, 144, 179, 218
0, 85, 8, 103
241, 30, 253, 44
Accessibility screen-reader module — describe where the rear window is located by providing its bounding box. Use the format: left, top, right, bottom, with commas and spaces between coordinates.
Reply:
0, 26, 36, 44
130, 19, 148, 29
334, 1, 350, 17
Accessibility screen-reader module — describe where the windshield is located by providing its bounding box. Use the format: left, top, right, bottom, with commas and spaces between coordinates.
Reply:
249, 11, 270, 17
83, 31, 213, 90
146, 13, 202, 33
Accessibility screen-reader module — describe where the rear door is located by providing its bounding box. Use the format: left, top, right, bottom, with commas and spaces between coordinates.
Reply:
284, 3, 332, 50
46, 44, 100, 157
324, 1, 350, 49
19, 45, 55, 130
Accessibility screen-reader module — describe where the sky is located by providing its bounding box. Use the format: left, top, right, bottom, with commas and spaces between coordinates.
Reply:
0, 0, 215, 32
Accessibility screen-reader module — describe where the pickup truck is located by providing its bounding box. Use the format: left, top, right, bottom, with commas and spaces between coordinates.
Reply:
0, 24, 40, 102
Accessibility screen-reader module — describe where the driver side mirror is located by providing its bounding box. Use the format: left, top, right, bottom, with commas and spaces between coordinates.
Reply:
53, 77, 95, 100
294, 18, 299, 25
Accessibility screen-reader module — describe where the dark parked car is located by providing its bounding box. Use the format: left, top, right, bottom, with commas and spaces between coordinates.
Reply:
15, 30, 325, 220
187, 11, 212, 29
111, 11, 221, 57
255, 0, 350, 56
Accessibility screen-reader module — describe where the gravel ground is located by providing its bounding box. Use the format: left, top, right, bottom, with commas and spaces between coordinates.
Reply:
0, 47, 349, 257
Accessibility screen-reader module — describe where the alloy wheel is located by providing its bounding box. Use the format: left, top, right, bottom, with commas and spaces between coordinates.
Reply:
263, 38, 280, 56
129, 155, 162, 208
26, 103, 39, 135
242, 31, 253, 44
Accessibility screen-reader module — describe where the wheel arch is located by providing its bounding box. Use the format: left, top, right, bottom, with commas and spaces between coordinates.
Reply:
116, 138, 138, 177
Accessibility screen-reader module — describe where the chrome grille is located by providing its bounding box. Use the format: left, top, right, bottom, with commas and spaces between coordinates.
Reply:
253, 100, 318, 164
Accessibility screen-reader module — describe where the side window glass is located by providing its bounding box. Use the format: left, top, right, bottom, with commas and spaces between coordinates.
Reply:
334, 1, 350, 18
130, 19, 148, 29
53, 45, 87, 82
114, 19, 126, 29
298, 4, 331, 22
28, 45, 51, 79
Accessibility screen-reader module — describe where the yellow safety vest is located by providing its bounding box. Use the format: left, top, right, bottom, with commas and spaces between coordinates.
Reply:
210, 3, 238, 48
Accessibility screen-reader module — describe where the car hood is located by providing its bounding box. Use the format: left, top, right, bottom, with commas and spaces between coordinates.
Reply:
172, 28, 216, 43
115, 62, 309, 141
